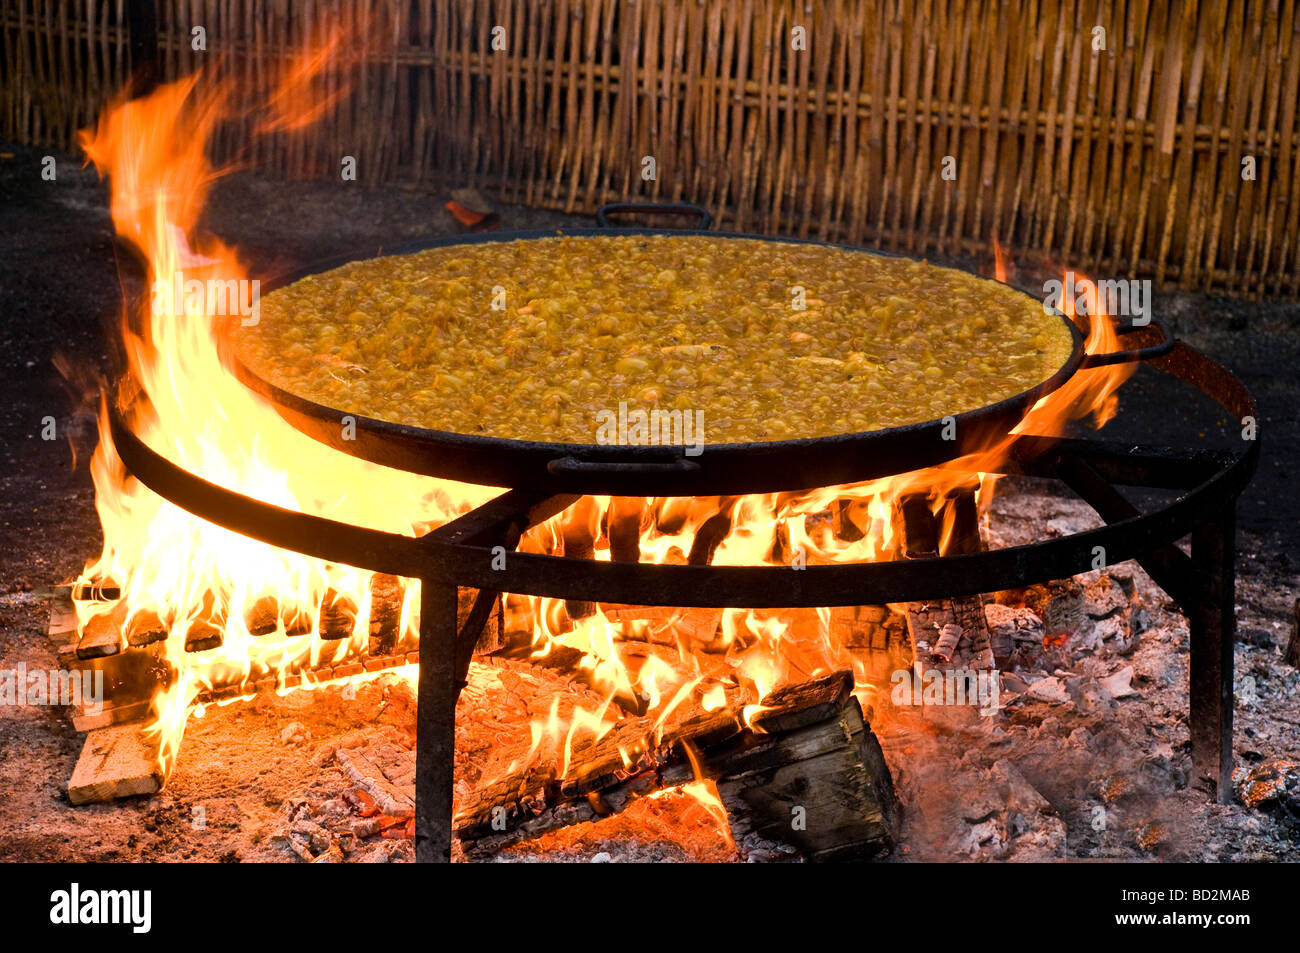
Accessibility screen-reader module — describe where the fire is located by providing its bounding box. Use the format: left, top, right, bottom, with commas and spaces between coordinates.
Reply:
76, 47, 496, 772
72, 31, 1135, 843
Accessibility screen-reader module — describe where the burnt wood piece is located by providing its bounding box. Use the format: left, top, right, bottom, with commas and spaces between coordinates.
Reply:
1021, 579, 1086, 642
77, 605, 126, 659
184, 617, 223, 653
71, 581, 122, 602
367, 574, 404, 655
899, 493, 939, 557
244, 595, 280, 636
455, 670, 897, 861
715, 696, 898, 862
687, 498, 736, 566
561, 499, 597, 620
319, 589, 359, 640
125, 608, 169, 647
595, 604, 723, 646
52, 602, 171, 732
606, 497, 644, 563
459, 586, 503, 657
899, 488, 996, 670
832, 498, 867, 542
49, 594, 80, 667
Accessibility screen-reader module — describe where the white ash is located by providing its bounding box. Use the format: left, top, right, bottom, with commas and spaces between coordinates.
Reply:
881, 478, 1298, 862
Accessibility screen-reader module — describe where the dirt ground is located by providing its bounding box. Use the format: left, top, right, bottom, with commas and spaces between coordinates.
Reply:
0, 142, 1296, 862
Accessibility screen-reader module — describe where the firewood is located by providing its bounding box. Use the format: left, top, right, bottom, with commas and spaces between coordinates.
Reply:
559, 498, 599, 620
899, 487, 998, 670
606, 497, 644, 562
367, 574, 404, 655
184, 616, 223, 652
687, 500, 735, 565
897, 493, 939, 557
460, 586, 503, 656
125, 608, 168, 647
832, 498, 868, 542
319, 589, 358, 640
71, 579, 121, 602
67, 722, 166, 805
76, 605, 125, 659
244, 595, 279, 636
455, 671, 898, 860
48, 597, 79, 667
595, 604, 723, 646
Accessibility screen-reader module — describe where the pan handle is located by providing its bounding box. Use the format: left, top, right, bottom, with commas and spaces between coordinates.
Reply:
1079, 316, 1174, 368
596, 202, 711, 229
547, 455, 703, 477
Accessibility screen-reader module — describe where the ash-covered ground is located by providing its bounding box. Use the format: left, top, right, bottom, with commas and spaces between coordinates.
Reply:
0, 143, 1296, 862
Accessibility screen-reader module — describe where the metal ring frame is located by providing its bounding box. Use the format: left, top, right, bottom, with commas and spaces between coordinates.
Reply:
110, 340, 1255, 609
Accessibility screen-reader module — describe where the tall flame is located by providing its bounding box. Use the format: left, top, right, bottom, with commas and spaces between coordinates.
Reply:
77, 48, 496, 772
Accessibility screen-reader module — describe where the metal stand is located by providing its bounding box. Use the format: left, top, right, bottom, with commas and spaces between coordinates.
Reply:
414, 581, 460, 863
1190, 506, 1236, 802
104, 341, 1259, 861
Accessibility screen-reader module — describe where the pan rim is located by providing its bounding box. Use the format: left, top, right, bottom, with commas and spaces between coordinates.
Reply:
221, 226, 1086, 488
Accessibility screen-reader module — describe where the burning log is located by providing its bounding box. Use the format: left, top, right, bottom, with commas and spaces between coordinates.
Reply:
184, 618, 223, 653
606, 497, 644, 563
183, 590, 224, 652
831, 498, 867, 542
319, 588, 359, 640
125, 608, 168, 648
367, 573, 404, 655
71, 579, 121, 602
898, 488, 998, 670
561, 499, 597, 620
461, 586, 504, 656
898, 493, 939, 557
455, 671, 898, 861
596, 604, 723, 646
77, 604, 126, 659
243, 595, 279, 636
687, 498, 736, 565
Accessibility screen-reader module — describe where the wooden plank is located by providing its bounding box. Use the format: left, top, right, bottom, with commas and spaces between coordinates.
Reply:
455, 670, 898, 860
76, 605, 125, 660
125, 608, 168, 648
67, 723, 166, 805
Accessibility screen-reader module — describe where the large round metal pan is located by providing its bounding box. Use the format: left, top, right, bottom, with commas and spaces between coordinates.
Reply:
224, 205, 1170, 497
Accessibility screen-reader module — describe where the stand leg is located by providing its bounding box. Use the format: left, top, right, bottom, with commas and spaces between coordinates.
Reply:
415, 580, 461, 862
1189, 506, 1235, 802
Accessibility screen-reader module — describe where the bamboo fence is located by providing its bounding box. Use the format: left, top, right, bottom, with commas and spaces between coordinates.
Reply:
3, 0, 1298, 297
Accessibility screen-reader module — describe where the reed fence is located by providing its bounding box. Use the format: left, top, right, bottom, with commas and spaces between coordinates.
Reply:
3, 0, 1298, 297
